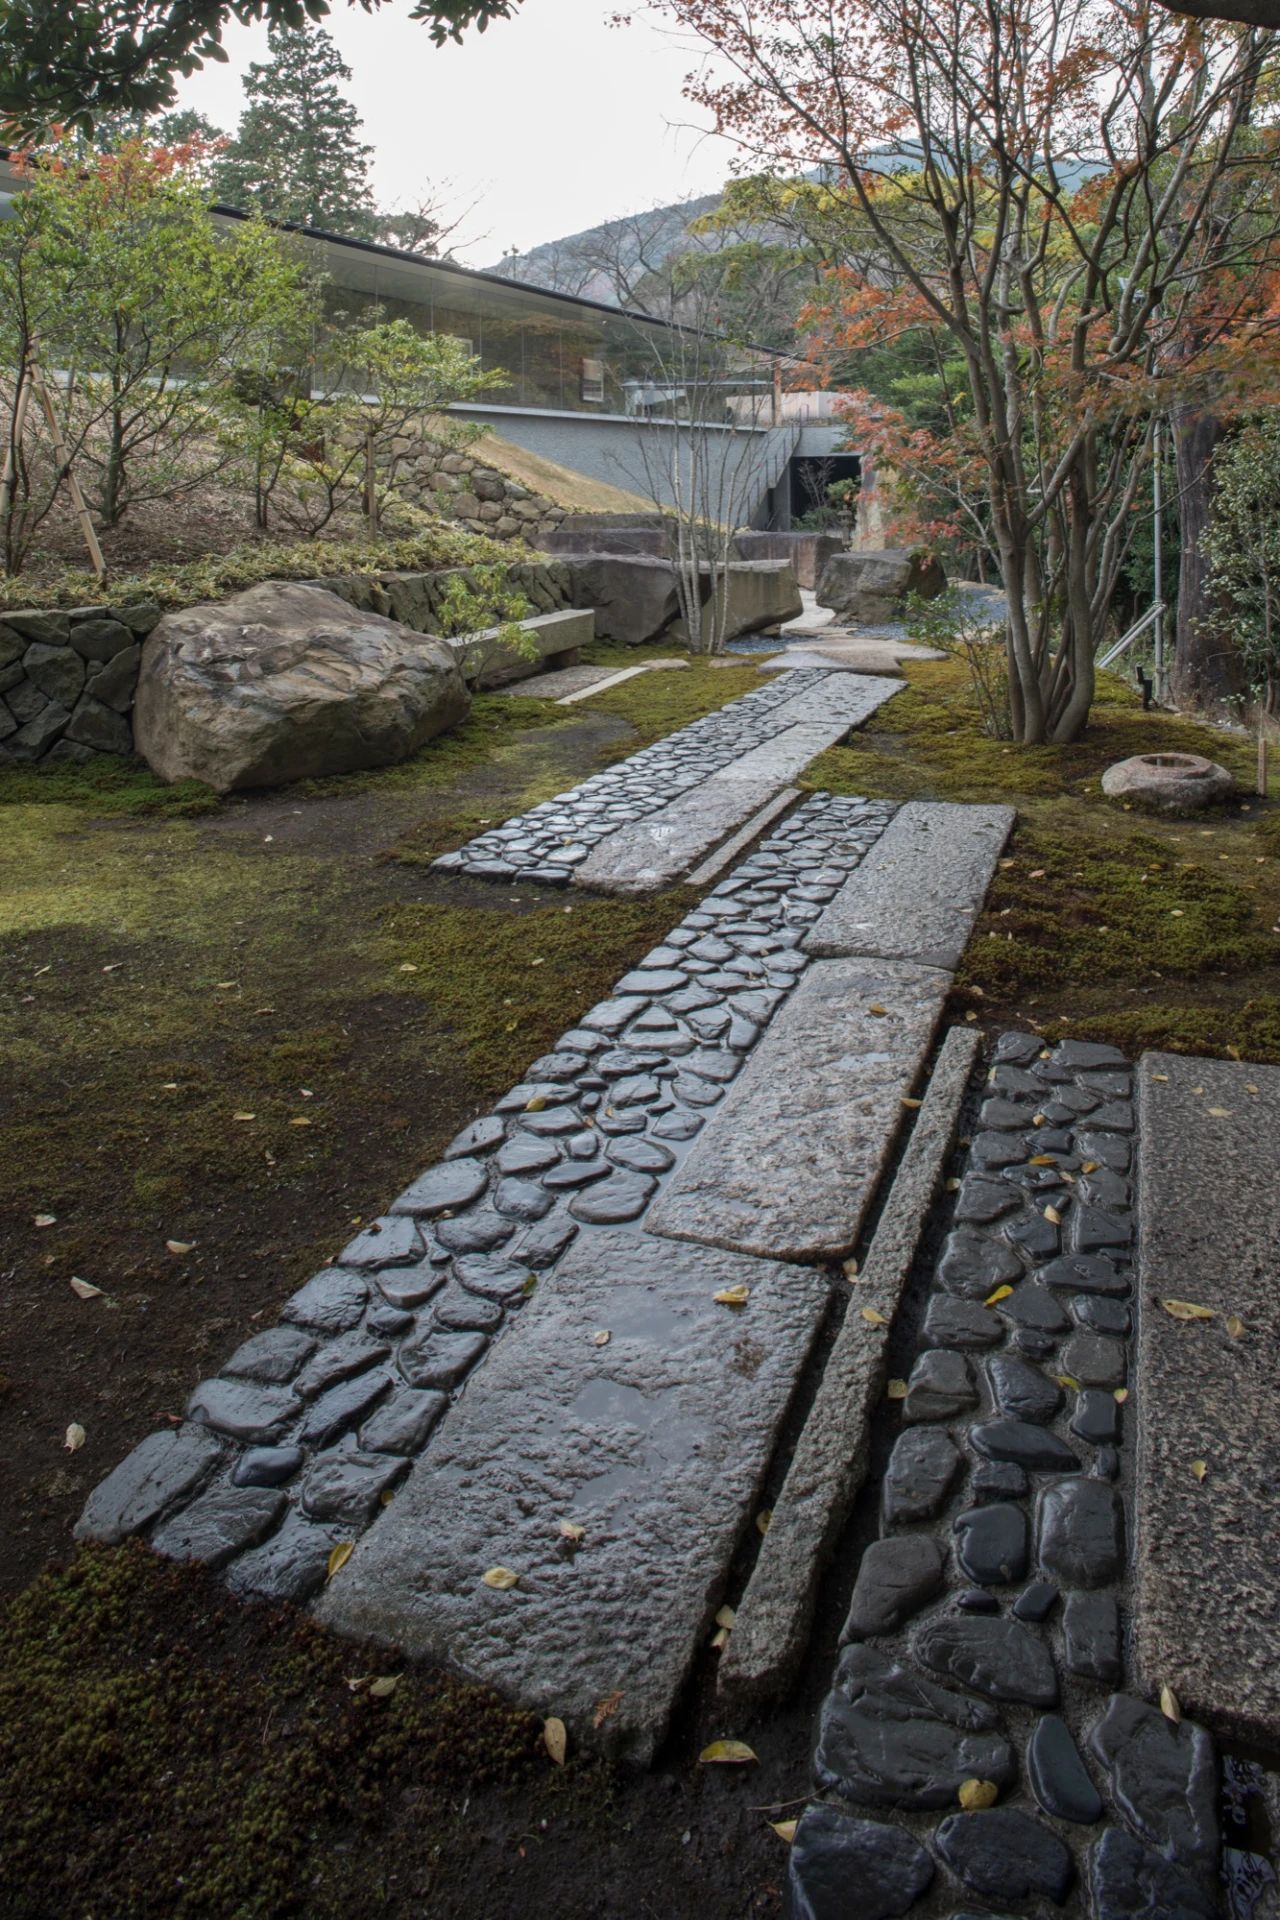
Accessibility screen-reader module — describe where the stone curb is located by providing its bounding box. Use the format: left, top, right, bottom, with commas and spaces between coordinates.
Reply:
717, 1024, 982, 1709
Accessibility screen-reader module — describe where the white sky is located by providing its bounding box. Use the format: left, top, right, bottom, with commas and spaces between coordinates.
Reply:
174, 0, 737, 266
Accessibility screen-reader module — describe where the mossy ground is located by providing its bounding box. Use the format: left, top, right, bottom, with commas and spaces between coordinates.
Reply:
804, 659, 1280, 1059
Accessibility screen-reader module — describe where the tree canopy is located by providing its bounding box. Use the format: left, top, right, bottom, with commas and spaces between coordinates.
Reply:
0, 0, 522, 140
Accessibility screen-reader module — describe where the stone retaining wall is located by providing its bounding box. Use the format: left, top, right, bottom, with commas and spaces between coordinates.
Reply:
0, 561, 576, 768
396, 435, 568, 545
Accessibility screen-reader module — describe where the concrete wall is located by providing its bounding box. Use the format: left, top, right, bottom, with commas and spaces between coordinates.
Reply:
451, 403, 800, 529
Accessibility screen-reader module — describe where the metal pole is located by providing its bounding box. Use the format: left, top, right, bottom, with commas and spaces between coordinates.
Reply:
1153, 418, 1165, 702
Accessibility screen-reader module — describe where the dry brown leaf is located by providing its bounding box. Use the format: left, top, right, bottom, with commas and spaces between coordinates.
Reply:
1080, 1160, 1099, 1174
69, 1277, 103, 1301
482, 1566, 519, 1591
958, 1779, 1000, 1811
1028, 1154, 1055, 1167
1161, 1298, 1215, 1322
1160, 1684, 1182, 1723
699, 1739, 757, 1765
63, 1422, 86, 1452
543, 1717, 567, 1765
867, 1002, 889, 1017
593, 1690, 623, 1729
713, 1284, 750, 1307
327, 1541, 354, 1579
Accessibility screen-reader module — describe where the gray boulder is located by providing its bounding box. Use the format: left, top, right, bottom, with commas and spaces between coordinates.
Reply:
1101, 751, 1234, 815
735, 530, 844, 591
816, 549, 947, 622
133, 582, 470, 792
567, 554, 801, 648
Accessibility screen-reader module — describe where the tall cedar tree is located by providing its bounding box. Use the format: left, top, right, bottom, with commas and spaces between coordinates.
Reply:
213, 22, 376, 237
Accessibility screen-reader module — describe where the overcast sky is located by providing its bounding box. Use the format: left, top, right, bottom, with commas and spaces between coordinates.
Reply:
174, 0, 737, 266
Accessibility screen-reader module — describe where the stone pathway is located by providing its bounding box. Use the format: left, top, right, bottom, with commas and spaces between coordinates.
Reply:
433, 668, 900, 891
785, 1034, 1230, 1920
505, 657, 689, 703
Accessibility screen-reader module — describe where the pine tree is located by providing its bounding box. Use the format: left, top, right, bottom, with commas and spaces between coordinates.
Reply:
213, 23, 377, 239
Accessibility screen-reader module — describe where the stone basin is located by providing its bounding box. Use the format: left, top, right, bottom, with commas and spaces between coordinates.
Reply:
1100, 751, 1234, 814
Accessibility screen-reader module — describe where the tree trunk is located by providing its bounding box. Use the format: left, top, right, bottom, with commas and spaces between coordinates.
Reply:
1172, 406, 1245, 710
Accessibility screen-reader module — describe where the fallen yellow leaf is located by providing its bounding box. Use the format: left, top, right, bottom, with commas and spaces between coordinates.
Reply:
543, 1716, 567, 1765
590, 1329, 611, 1347
559, 1520, 585, 1543
1043, 1205, 1061, 1225
756, 1509, 772, 1536
900, 1096, 922, 1110
525, 1095, 547, 1113
327, 1541, 354, 1579
1160, 1684, 1182, 1723
1054, 1375, 1082, 1392
1161, 1299, 1215, 1322
867, 1002, 889, 1017
593, 1690, 623, 1728
842, 1257, 860, 1280
886, 1378, 908, 1400
368, 1675, 399, 1699
769, 1819, 798, 1844
289, 1116, 312, 1127
1191, 1459, 1208, 1483
713, 1285, 750, 1307
69, 1277, 103, 1301
699, 1739, 757, 1765
861, 1306, 889, 1327
63, 1422, 86, 1452
715, 1605, 736, 1629
482, 1566, 519, 1591
33, 1213, 56, 1228
232, 1112, 256, 1123
1114, 1387, 1129, 1403
165, 1240, 195, 1255
958, 1778, 1000, 1810
710, 1626, 731, 1650
985, 1284, 1014, 1305
1226, 1314, 1246, 1339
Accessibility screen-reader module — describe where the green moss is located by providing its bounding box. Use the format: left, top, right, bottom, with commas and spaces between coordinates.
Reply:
586, 658, 768, 750
0, 1544, 551, 1919
388, 889, 699, 1083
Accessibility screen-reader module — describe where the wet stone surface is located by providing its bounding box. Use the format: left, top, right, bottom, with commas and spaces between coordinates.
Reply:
800, 1033, 1225, 1919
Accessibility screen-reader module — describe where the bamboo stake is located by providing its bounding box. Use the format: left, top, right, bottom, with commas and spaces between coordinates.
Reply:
1259, 731, 1269, 799
0, 362, 35, 527
30, 363, 106, 583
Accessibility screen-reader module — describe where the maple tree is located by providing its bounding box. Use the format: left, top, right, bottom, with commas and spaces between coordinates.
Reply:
650, 0, 1280, 742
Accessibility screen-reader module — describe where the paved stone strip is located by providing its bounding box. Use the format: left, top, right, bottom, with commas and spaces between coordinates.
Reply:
315, 1229, 830, 1765
1133, 1051, 1280, 1752
433, 668, 897, 888
645, 957, 952, 1263
75, 792, 894, 1605
787, 1034, 1224, 1920
806, 799, 1016, 970
719, 1023, 982, 1710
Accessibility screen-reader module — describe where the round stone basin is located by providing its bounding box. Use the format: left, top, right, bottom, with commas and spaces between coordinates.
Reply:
1100, 750, 1234, 815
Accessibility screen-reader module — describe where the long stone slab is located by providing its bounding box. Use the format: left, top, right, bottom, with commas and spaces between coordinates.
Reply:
645, 957, 952, 1262
719, 1023, 981, 1707
805, 800, 1015, 969
1134, 1051, 1280, 1746
315, 1229, 829, 1763
573, 724, 855, 894
767, 672, 901, 730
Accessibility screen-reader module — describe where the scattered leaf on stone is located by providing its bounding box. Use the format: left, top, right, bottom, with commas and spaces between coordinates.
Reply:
559, 1520, 585, 1542
1054, 1374, 1081, 1392
770, 1820, 798, 1844
900, 1096, 922, 1110
699, 1740, 757, 1765
33, 1213, 56, 1228
1191, 1459, 1208, 1483
1028, 1154, 1055, 1167
945, 1177, 961, 1192
63, 1423, 85, 1452
842, 1257, 859, 1279
590, 1329, 611, 1346
1207, 1107, 1233, 1118
327, 1541, 354, 1579
1160, 1684, 1182, 1723
1161, 1299, 1215, 1321
1043, 1205, 1062, 1225
482, 1566, 519, 1591
710, 1626, 730, 1651
1081, 1160, 1099, 1174
755, 1509, 772, 1536
713, 1285, 750, 1307
525, 1095, 547, 1112
593, 1690, 622, 1728
1226, 1314, 1246, 1339
715, 1605, 736, 1629
861, 1306, 889, 1327
368, 1675, 399, 1698
543, 1717, 567, 1765
69, 1277, 103, 1300
1114, 1388, 1129, 1403
886, 1378, 908, 1400
985, 1284, 1014, 1306
1152, 1073, 1169, 1083
165, 1240, 195, 1255
958, 1779, 1000, 1810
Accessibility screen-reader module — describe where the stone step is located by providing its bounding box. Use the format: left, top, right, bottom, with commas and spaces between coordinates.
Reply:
645, 956, 951, 1262
1134, 1050, 1280, 1748
718, 1023, 981, 1707
315, 1228, 830, 1764
805, 800, 1014, 969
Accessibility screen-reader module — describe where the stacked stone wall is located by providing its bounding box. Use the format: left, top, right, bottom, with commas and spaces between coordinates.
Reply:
394, 435, 568, 546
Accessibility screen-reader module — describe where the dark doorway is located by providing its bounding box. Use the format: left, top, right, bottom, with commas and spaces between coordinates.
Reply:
789, 452, 861, 524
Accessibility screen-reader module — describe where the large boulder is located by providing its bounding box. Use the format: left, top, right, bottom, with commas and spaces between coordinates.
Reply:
134, 582, 470, 792
816, 549, 947, 622
735, 530, 845, 591
567, 555, 802, 648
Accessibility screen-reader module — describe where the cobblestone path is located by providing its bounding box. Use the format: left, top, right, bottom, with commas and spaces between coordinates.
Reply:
434, 668, 899, 889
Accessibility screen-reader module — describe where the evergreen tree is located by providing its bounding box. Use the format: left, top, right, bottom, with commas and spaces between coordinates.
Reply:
213, 23, 377, 239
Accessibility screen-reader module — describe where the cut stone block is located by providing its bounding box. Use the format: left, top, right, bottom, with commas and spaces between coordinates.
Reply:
1134, 1051, 1280, 1747
315, 1228, 828, 1763
646, 957, 951, 1263
805, 800, 1015, 969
